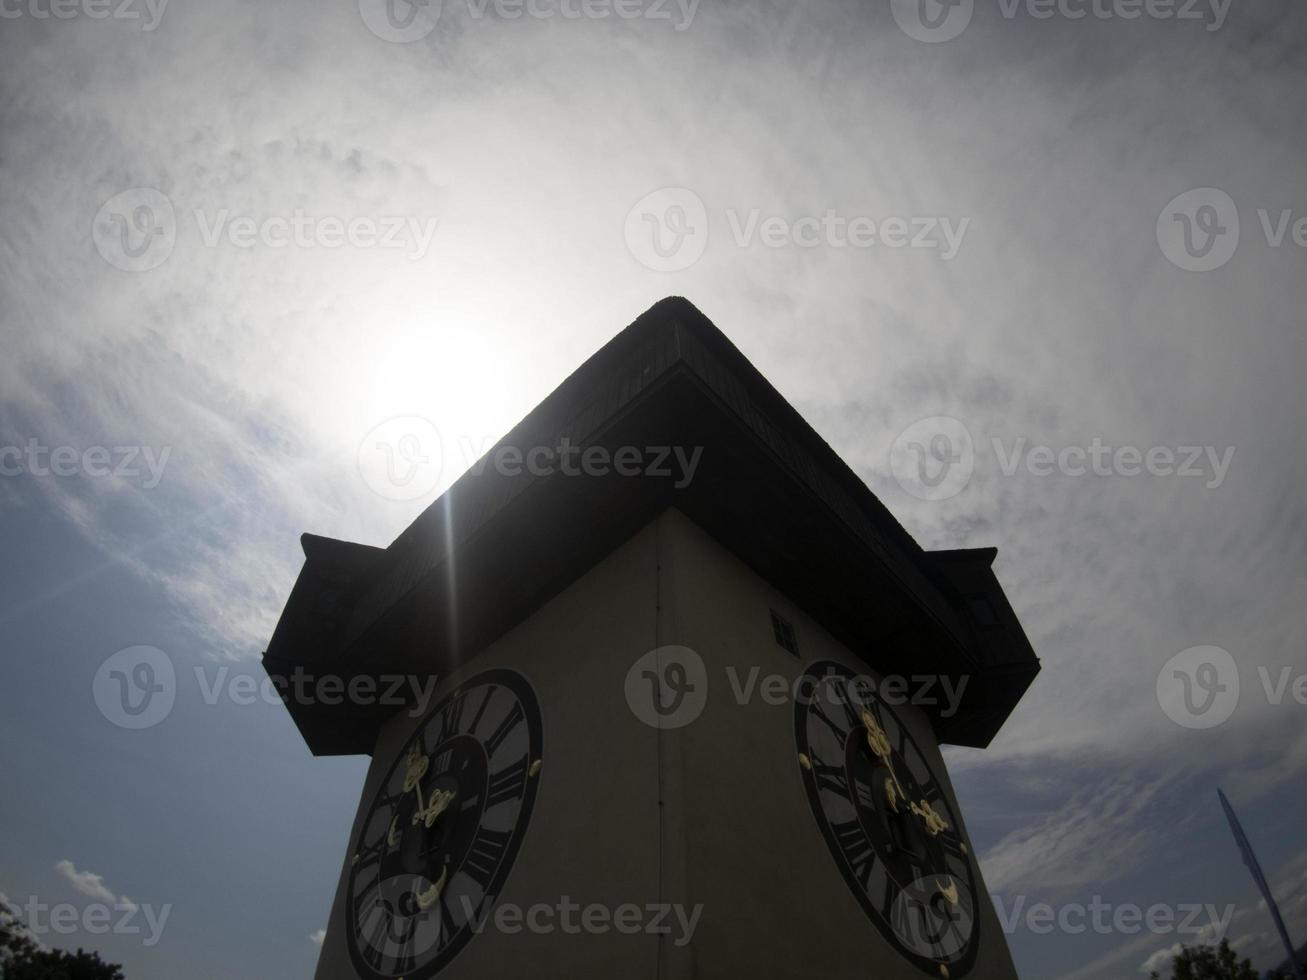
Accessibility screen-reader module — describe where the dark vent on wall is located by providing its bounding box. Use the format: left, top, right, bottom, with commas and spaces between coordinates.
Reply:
771, 609, 799, 657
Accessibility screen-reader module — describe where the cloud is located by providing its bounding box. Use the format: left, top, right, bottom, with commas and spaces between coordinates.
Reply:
1140, 942, 1185, 976
309, 929, 326, 947
53, 860, 135, 910
983, 771, 1176, 896
1, 4, 1305, 980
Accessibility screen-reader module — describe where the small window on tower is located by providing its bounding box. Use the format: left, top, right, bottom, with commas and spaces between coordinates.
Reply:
771, 609, 799, 657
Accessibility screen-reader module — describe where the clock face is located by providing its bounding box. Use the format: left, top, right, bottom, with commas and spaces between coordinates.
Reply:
794, 660, 978, 977
345, 668, 543, 980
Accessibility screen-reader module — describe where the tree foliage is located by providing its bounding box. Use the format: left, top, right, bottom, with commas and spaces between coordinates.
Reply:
1149, 939, 1267, 980
1, 903, 124, 980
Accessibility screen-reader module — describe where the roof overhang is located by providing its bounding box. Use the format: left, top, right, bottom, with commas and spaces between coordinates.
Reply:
263, 297, 1039, 755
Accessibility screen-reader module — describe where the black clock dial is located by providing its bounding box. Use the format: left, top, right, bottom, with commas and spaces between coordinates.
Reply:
794, 660, 978, 977
345, 668, 543, 980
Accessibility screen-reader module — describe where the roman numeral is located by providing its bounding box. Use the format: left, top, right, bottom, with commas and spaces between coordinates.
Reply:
438, 693, 465, 742
355, 831, 387, 865
466, 685, 495, 737
486, 755, 529, 809
809, 698, 849, 742
812, 760, 850, 800
853, 776, 878, 810
832, 819, 875, 890
462, 829, 512, 890
484, 701, 525, 756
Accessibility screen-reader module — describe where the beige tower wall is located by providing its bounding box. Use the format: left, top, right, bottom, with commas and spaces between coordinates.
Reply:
315, 508, 1017, 980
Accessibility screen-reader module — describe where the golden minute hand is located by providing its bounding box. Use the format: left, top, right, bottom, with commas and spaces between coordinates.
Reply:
403, 744, 431, 814
862, 709, 907, 800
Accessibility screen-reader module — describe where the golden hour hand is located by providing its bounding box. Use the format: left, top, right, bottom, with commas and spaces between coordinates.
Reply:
910, 798, 950, 836
403, 743, 431, 809
414, 863, 449, 911
936, 878, 959, 906
862, 708, 950, 836
862, 709, 908, 803
413, 787, 457, 829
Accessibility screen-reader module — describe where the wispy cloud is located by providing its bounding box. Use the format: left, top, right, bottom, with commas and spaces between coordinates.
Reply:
54, 859, 135, 911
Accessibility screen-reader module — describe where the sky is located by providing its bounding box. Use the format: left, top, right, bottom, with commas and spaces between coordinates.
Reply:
1, 0, 1305, 977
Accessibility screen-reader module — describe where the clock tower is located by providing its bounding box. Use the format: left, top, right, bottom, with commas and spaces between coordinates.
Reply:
264, 297, 1040, 980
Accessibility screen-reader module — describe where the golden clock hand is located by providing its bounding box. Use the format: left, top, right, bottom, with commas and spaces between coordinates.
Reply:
413, 787, 457, 829
910, 798, 951, 836
403, 745, 431, 814
414, 863, 448, 912
937, 878, 959, 906
862, 709, 908, 801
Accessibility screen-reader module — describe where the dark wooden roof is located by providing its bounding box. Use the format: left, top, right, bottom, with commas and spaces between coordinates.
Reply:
263, 297, 1039, 755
